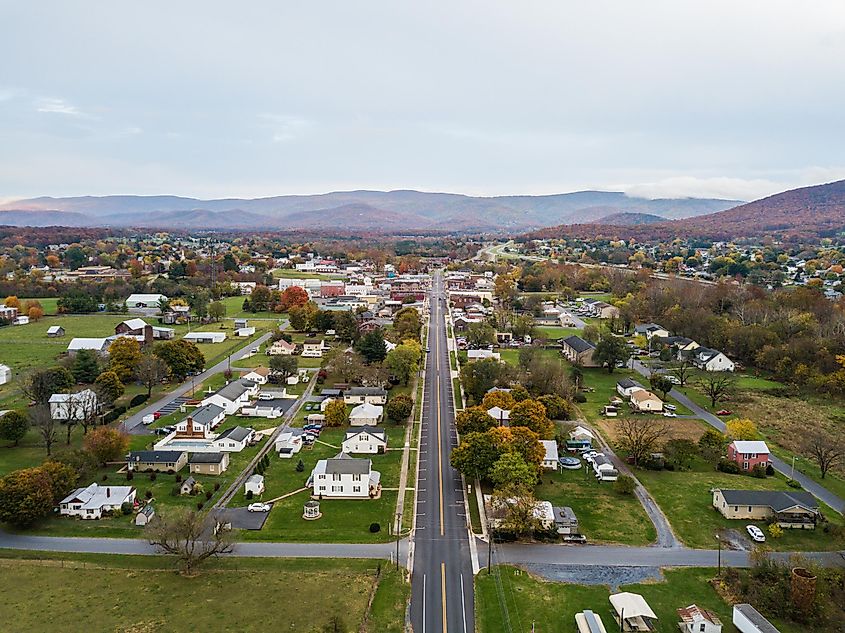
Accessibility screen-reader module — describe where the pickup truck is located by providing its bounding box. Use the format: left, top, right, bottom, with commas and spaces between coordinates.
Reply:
142, 414, 155, 425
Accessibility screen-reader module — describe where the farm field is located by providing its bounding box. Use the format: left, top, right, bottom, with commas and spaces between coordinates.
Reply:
0, 550, 407, 633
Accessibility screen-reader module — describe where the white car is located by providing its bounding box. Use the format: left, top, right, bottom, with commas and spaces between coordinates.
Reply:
746, 525, 766, 543
663, 411, 677, 418
665, 375, 681, 385
663, 403, 677, 411
247, 503, 271, 513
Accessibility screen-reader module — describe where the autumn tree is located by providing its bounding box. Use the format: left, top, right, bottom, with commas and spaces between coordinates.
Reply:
136, 352, 169, 396
280, 286, 309, 311
385, 341, 422, 386
154, 340, 205, 381
21, 367, 74, 405
698, 428, 727, 463
0, 467, 54, 527
108, 336, 142, 383
509, 399, 554, 439
146, 509, 234, 575
450, 431, 500, 480
393, 307, 421, 342
803, 430, 844, 479
481, 390, 516, 411
84, 426, 130, 465
616, 417, 669, 465
489, 452, 536, 490
269, 355, 298, 380
323, 399, 349, 427
726, 418, 757, 441
537, 394, 573, 420
698, 371, 737, 408
460, 358, 512, 405
386, 394, 414, 423
208, 300, 226, 321
593, 334, 631, 373
455, 407, 497, 434
94, 370, 125, 406
489, 426, 545, 471
491, 484, 539, 537
325, 349, 366, 384
0, 410, 29, 446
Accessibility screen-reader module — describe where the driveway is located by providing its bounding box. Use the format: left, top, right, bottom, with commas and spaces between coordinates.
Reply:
215, 506, 273, 530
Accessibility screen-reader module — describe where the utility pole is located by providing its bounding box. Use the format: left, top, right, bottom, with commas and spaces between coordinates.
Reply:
487, 533, 492, 573
716, 534, 722, 577
395, 512, 402, 570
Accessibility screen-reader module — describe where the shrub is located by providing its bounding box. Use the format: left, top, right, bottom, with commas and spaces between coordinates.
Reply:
766, 464, 775, 476
214, 482, 221, 491
246, 490, 254, 500
768, 523, 784, 539
196, 502, 204, 511
126, 471, 133, 481
369, 522, 381, 533
170, 485, 180, 497
120, 501, 133, 515
717, 459, 741, 474
149, 472, 157, 481
613, 475, 636, 495
573, 392, 587, 403
145, 490, 153, 499
205, 491, 212, 500
751, 464, 768, 479
175, 474, 182, 482
129, 393, 149, 408
102, 474, 109, 481
787, 479, 803, 489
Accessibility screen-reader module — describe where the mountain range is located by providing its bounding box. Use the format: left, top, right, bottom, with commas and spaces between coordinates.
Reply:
0, 190, 740, 233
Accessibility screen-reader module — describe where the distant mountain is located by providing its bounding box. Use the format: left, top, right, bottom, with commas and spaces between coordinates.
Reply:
529, 179, 845, 241
0, 190, 740, 232
592, 212, 666, 226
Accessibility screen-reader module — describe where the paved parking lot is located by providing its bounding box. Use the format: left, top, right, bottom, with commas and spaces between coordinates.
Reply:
215, 505, 273, 530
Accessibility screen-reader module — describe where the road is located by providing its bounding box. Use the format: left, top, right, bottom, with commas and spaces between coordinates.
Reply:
410, 270, 475, 633
123, 331, 274, 435
630, 359, 845, 514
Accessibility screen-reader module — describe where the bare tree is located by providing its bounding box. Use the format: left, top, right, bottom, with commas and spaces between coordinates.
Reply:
697, 371, 737, 408
136, 352, 169, 397
146, 509, 234, 575
78, 388, 102, 435
31, 404, 58, 456
803, 431, 844, 479
668, 359, 695, 387
617, 417, 669, 465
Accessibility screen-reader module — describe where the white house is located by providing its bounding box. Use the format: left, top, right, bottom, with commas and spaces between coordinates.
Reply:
342, 426, 387, 454
126, 293, 167, 310
692, 347, 736, 372
59, 483, 136, 520
241, 367, 270, 385
630, 389, 664, 413
240, 398, 290, 419
634, 323, 670, 340
213, 426, 253, 452
343, 387, 388, 405
0, 364, 11, 385
244, 474, 265, 496
591, 454, 619, 482
616, 378, 645, 398
183, 331, 227, 344
309, 452, 381, 499
301, 338, 324, 358
677, 604, 722, 633
541, 440, 559, 470
267, 339, 296, 355
175, 403, 226, 438
66, 337, 110, 355
201, 379, 258, 415
49, 389, 99, 421
46, 325, 65, 337
275, 430, 304, 458
349, 402, 383, 426
236, 327, 256, 337
467, 349, 501, 361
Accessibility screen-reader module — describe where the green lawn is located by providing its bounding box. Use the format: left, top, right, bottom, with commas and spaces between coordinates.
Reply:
0, 550, 407, 633
271, 269, 337, 280
535, 466, 657, 546
238, 426, 406, 543
476, 566, 806, 633
636, 457, 844, 551
534, 326, 581, 340
19, 297, 60, 315
219, 295, 289, 319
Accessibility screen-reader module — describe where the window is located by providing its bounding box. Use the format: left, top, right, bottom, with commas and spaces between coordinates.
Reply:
331, 485, 342, 493
352, 473, 362, 482
743, 461, 749, 470
748, 506, 752, 512
353, 486, 361, 493
318, 485, 326, 491
699, 624, 705, 632
332, 473, 341, 481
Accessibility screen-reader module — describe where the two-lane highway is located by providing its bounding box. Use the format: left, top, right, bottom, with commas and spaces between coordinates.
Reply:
411, 271, 474, 633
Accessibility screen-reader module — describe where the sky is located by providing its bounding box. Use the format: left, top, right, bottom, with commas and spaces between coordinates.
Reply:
1, 1, 845, 202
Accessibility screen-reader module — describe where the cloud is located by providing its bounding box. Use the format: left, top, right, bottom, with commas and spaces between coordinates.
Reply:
261, 114, 313, 142
623, 177, 787, 201
35, 97, 83, 116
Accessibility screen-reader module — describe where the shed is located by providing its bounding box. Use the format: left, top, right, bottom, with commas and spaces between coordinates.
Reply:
245, 474, 265, 496
135, 504, 155, 526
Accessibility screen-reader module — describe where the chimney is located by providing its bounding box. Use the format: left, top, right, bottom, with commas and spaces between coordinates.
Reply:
106, 488, 110, 498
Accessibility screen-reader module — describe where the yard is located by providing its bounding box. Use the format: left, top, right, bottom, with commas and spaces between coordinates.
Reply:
238, 425, 407, 543
475, 566, 806, 633
635, 457, 845, 552
0, 550, 408, 633
534, 465, 657, 546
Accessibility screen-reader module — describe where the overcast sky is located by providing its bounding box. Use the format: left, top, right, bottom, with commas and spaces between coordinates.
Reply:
2, 1, 844, 202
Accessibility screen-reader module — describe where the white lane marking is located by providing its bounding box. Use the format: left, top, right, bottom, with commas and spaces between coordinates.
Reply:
460, 573, 468, 633
422, 573, 427, 633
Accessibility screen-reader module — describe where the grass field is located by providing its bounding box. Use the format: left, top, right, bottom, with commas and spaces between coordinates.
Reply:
534, 325, 581, 340
636, 457, 844, 551
535, 465, 657, 545
475, 566, 805, 633
0, 550, 408, 633
19, 297, 60, 315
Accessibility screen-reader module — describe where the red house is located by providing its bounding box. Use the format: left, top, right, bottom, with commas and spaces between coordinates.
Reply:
727, 440, 770, 472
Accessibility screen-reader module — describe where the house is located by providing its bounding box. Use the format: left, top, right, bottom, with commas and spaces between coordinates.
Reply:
125, 293, 167, 310
566, 425, 594, 451
59, 483, 136, 520
301, 338, 324, 358
540, 439, 559, 470
630, 389, 663, 413
591, 454, 619, 482
691, 347, 736, 372
46, 325, 65, 337
66, 337, 110, 355
275, 429, 304, 458
179, 477, 198, 496
616, 378, 645, 398
201, 379, 258, 415
466, 349, 501, 361
236, 327, 256, 337
240, 398, 292, 419
267, 339, 296, 355
553, 505, 579, 535
732, 604, 781, 633
214, 426, 254, 452
188, 452, 230, 475
309, 452, 381, 499
609, 593, 658, 632
486, 406, 510, 425
452, 315, 483, 332
349, 402, 383, 426
135, 504, 155, 526
245, 474, 265, 496
0, 364, 10, 385
241, 367, 270, 385
634, 323, 670, 340
13, 315, 29, 325
49, 389, 99, 421
657, 336, 699, 355
234, 318, 249, 329
712, 489, 819, 528
560, 335, 599, 367
727, 440, 770, 471
175, 403, 226, 438
183, 331, 227, 344
677, 604, 722, 633
575, 611, 608, 633
126, 450, 187, 473
152, 326, 175, 340
344, 387, 388, 405
0, 304, 18, 320
342, 426, 387, 454
115, 318, 153, 344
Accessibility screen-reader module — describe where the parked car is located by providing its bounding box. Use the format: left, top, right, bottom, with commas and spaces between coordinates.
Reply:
248, 503, 271, 513
746, 525, 766, 543
142, 414, 155, 425
663, 404, 677, 411
665, 375, 681, 385
153, 412, 162, 420
716, 409, 733, 416
663, 411, 677, 418
304, 403, 313, 411
153, 427, 170, 436
563, 534, 587, 544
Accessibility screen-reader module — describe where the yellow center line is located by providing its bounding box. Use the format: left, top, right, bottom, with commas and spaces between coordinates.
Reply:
436, 300, 445, 537
441, 562, 448, 633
